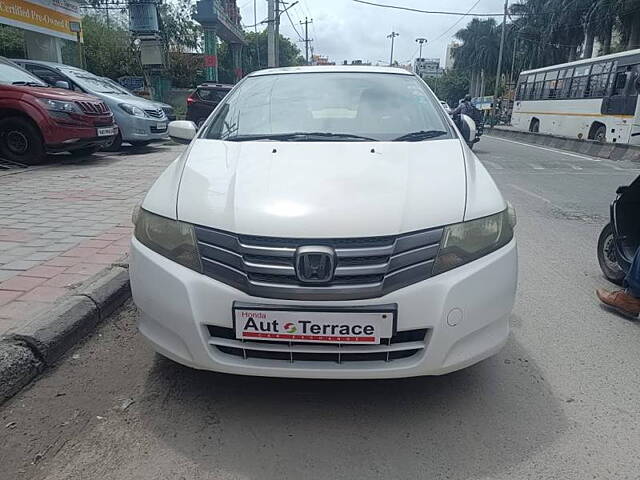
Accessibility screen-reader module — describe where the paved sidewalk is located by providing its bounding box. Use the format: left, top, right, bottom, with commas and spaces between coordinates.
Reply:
0, 144, 183, 336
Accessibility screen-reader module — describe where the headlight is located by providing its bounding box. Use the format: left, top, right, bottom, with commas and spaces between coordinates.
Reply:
119, 103, 147, 117
433, 208, 515, 275
134, 208, 201, 272
37, 98, 81, 113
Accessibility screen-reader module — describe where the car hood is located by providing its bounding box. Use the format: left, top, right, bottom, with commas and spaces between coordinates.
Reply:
97, 92, 159, 109
10, 85, 100, 102
174, 139, 468, 238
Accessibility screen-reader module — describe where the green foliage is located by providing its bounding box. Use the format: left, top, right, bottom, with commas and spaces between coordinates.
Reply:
0, 25, 26, 58
80, 14, 142, 78
158, 0, 201, 52
424, 71, 470, 107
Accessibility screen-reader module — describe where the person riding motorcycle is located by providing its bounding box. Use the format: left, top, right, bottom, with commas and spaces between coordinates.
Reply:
451, 94, 476, 117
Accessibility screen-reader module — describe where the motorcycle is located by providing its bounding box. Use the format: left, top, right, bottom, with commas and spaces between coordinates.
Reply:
597, 174, 640, 284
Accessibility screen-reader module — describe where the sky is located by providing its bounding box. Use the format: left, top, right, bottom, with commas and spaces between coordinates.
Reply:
237, 0, 507, 66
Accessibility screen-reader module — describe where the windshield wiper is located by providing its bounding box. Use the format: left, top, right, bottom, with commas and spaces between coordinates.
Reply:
12, 81, 47, 87
392, 130, 447, 142
224, 132, 377, 142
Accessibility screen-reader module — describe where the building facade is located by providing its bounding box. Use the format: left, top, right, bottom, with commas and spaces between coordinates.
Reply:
0, 0, 81, 62
415, 58, 443, 78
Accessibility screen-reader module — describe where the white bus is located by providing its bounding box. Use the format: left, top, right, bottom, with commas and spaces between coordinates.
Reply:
511, 48, 640, 145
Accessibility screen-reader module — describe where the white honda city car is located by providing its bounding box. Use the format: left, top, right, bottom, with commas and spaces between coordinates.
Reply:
130, 66, 517, 379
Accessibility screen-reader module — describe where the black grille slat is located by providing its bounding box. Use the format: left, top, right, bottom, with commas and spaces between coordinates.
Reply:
207, 326, 428, 363
194, 225, 444, 300
76, 101, 109, 115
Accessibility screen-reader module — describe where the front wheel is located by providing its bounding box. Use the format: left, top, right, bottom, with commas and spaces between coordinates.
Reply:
130, 140, 152, 147
102, 132, 122, 152
0, 116, 46, 165
597, 223, 626, 285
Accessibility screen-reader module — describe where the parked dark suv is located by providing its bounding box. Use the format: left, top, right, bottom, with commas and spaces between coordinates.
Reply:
185, 83, 233, 126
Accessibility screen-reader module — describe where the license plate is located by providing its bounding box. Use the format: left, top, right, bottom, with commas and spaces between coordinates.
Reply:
233, 306, 395, 344
97, 127, 117, 137
156, 122, 167, 130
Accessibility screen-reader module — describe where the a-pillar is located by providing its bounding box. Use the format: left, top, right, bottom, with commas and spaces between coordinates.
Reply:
203, 26, 219, 82
231, 43, 243, 83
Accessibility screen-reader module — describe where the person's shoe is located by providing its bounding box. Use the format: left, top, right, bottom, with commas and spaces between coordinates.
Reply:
596, 288, 640, 318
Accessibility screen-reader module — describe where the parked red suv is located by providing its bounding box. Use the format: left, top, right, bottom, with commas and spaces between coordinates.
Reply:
0, 57, 117, 165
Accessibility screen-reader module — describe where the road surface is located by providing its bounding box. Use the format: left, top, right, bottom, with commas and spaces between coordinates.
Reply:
2, 136, 639, 480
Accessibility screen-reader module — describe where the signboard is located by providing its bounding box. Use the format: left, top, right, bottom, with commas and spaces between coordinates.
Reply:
0, 0, 82, 41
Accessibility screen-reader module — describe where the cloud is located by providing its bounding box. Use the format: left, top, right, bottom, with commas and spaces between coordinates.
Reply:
240, 0, 506, 66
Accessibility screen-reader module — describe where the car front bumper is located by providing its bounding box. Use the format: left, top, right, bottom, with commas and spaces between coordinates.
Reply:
116, 115, 168, 142
130, 237, 517, 379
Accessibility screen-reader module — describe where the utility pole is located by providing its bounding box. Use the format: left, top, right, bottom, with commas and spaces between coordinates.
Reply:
267, 0, 276, 67
300, 17, 313, 65
254, 0, 260, 67
387, 31, 399, 66
415, 37, 427, 59
275, 0, 280, 66
509, 34, 518, 88
490, 0, 508, 126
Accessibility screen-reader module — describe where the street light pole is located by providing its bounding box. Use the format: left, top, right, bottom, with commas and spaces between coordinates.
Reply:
490, 0, 508, 127
388, 31, 399, 66
416, 37, 427, 59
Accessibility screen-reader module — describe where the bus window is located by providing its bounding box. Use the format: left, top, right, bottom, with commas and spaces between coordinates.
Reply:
613, 71, 627, 94
559, 68, 574, 98
570, 65, 591, 98
587, 63, 609, 97
533, 72, 545, 99
542, 70, 559, 99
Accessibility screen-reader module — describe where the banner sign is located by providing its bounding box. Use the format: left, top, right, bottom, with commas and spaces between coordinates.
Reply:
0, 0, 81, 41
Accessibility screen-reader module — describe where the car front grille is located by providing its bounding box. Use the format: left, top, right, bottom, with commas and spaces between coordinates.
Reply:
207, 325, 429, 363
193, 226, 444, 301
76, 101, 110, 115
144, 108, 165, 119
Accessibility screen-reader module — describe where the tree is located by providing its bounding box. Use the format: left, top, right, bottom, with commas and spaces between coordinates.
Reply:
424, 70, 470, 107
453, 18, 500, 96
79, 14, 141, 78
0, 25, 26, 58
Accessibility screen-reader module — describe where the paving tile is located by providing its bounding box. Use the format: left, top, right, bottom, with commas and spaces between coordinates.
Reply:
44, 256, 82, 267
44, 272, 90, 288
64, 262, 106, 276
0, 270, 17, 282
0, 290, 22, 306
19, 286, 68, 302
61, 246, 101, 258
84, 253, 123, 265
0, 300, 48, 321
0, 275, 47, 291
100, 244, 130, 255
23, 251, 58, 261
21, 265, 67, 279
80, 239, 112, 249
2, 260, 41, 271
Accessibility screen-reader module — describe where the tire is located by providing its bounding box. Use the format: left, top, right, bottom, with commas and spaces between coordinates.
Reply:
68, 146, 100, 157
102, 132, 122, 152
529, 119, 540, 133
594, 125, 606, 143
597, 223, 626, 286
0, 116, 46, 165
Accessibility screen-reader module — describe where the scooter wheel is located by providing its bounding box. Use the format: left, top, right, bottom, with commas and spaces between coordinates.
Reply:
597, 223, 626, 286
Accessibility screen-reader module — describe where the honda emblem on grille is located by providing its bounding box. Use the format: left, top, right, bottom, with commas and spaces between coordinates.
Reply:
295, 246, 336, 283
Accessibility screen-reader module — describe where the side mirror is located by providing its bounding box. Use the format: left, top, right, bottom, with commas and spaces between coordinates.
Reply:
54, 80, 70, 90
459, 114, 477, 145
168, 120, 197, 144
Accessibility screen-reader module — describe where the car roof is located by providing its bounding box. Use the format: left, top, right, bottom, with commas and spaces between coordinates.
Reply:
11, 58, 86, 74
247, 65, 414, 77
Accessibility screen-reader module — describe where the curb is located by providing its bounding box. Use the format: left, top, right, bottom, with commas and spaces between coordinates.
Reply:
0, 265, 131, 404
487, 126, 640, 163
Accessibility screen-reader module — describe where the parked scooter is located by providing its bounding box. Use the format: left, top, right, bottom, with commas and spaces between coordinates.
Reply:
597, 174, 640, 284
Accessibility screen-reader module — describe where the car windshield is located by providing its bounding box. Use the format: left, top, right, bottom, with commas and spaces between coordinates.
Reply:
0, 61, 47, 86
62, 69, 121, 93
203, 72, 452, 142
